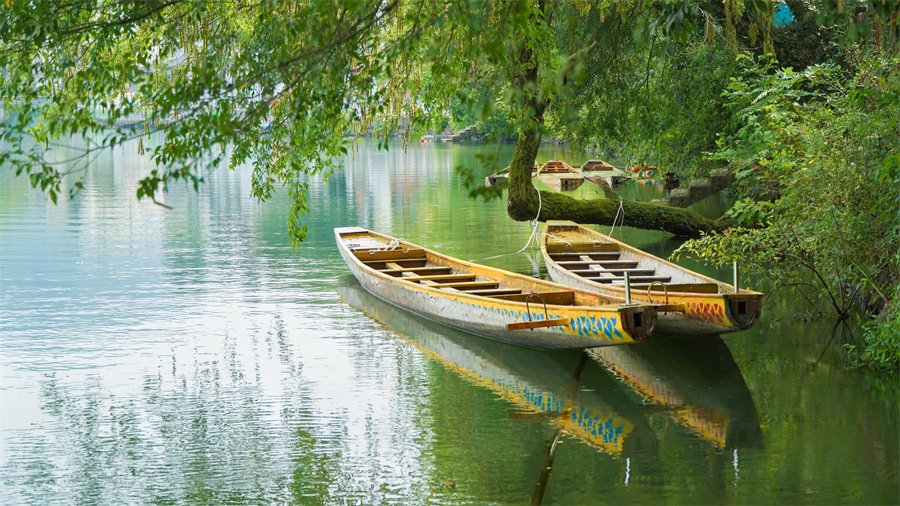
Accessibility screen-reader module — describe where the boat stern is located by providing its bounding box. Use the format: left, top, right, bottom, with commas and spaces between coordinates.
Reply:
723, 293, 762, 329
619, 305, 658, 342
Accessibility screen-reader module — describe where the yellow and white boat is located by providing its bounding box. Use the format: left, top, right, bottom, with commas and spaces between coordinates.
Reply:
541, 221, 762, 337
336, 226, 658, 349
580, 159, 625, 185
537, 160, 585, 191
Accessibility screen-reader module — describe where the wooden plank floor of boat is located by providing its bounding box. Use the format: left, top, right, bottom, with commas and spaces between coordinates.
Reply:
359, 247, 577, 305
547, 239, 722, 293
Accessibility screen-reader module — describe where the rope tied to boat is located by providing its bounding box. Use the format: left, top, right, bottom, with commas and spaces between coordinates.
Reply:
371, 239, 404, 253
609, 196, 624, 237
473, 184, 543, 262
541, 233, 571, 247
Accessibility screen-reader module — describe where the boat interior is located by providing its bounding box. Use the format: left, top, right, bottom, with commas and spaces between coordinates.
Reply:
581, 160, 617, 171
540, 160, 575, 173
545, 229, 721, 295
341, 231, 579, 306
539, 161, 583, 190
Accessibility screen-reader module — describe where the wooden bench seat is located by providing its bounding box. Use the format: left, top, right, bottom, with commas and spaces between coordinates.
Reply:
402, 273, 476, 283
380, 266, 453, 276
556, 260, 639, 269
549, 252, 620, 261
438, 281, 502, 290
591, 275, 672, 284
354, 248, 425, 261
419, 279, 459, 292
546, 242, 619, 253
363, 258, 427, 268
571, 268, 656, 277
630, 283, 720, 294
491, 291, 576, 305
469, 288, 523, 296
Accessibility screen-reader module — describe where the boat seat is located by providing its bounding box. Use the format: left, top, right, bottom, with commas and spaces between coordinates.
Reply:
363, 258, 427, 268
591, 275, 672, 284
418, 280, 500, 292
469, 288, 522, 296
354, 248, 425, 261
438, 281, 501, 290
546, 242, 619, 253
630, 283, 720, 294
570, 268, 655, 277
492, 291, 576, 306
556, 260, 639, 269
419, 279, 460, 292
380, 266, 453, 276
549, 252, 620, 261
402, 273, 476, 283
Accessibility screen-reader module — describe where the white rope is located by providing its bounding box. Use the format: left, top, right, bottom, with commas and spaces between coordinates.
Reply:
541, 233, 571, 247
609, 196, 624, 237
476, 184, 543, 261
372, 238, 403, 252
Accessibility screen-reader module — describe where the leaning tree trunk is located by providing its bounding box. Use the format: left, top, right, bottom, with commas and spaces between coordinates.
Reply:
505, 129, 725, 238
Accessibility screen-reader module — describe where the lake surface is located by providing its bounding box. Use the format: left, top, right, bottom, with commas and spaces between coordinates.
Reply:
1, 139, 897, 505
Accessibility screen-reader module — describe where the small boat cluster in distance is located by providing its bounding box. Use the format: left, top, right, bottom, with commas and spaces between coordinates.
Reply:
335, 219, 763, 350
486, 159, 628, 190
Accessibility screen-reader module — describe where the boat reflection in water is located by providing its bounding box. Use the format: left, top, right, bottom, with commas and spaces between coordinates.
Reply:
338, 275, 762, 458
590, 335, 763, 450
338, 276, 658, 459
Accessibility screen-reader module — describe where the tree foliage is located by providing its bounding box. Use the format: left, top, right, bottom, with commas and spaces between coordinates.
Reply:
3, 0, 900, 365
675, 51, 899, 324
0, 0, 533, 243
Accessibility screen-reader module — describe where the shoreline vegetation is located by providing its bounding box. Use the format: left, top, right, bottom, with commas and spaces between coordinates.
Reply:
1, 0, 897, 372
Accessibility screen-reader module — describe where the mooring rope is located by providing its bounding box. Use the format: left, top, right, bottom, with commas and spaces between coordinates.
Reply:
475, 184, 543, 262
609, 196, 624, 237
372, 238, 403, 252
541, 233, 571, 247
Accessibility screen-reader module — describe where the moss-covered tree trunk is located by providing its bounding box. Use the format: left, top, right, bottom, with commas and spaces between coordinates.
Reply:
504, 131, 724, 237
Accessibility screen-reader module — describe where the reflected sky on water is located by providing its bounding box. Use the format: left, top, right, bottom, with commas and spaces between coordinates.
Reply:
1, 138, 897, 505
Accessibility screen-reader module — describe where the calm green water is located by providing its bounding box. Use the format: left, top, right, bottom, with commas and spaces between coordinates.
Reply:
1, 139, 897, 505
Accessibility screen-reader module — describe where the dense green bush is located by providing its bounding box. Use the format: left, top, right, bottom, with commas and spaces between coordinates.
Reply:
675, 50, 899, 368
846, 310, 900, 373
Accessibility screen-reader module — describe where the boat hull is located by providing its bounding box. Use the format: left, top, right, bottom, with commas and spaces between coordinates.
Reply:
336, 227, 658, 349
581, 159, 625, 186
545, 262, 746, 336
541, 221, 762, 337
537, 160, 584, 191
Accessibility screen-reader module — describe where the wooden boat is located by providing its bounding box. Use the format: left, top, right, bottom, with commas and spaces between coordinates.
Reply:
335, 226, 659, 349
580, 159, 624, 185
485, 161, 539, 187
537, 160, 585, 191
541, 221, 762, 337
